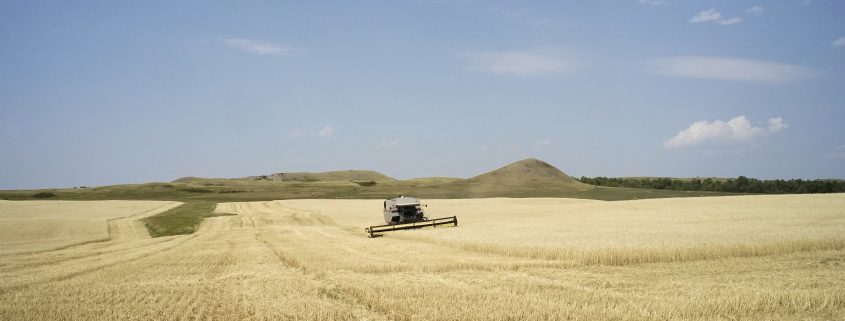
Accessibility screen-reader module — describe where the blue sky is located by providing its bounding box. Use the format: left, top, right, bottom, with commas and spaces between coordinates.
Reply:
1, 0, 844, 189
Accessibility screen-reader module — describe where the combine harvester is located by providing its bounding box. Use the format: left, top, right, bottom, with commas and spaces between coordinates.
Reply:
365, 196, 457, 238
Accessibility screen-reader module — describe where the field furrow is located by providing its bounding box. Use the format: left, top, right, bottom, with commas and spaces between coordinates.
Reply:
1, 196, 844, 320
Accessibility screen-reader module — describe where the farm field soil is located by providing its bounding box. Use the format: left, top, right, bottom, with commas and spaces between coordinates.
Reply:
1, 195, 844, 320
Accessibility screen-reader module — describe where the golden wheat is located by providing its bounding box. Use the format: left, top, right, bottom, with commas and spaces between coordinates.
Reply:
0, 200, 181, 255
1, 195, 843, 320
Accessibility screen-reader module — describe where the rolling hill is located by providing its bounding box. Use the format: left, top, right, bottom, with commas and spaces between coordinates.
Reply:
463, 158, 591, 191
174, 170, 395, 184
2, 158, 732, 203
242, 170, 396, 182
414, 158, 594, 197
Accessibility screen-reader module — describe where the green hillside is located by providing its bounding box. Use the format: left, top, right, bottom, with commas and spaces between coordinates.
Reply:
455, 158, 592, 195
175, 169, 395, 184
1, 158, 732, 202
0, 158, 736, 236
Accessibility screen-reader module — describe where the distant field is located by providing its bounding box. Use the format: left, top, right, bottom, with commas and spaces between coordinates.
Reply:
0, 180, 732, 202
0, 159, 734, 204
0, 200, 181, 255
2, 195, 841, 320
282, 194, 845, 265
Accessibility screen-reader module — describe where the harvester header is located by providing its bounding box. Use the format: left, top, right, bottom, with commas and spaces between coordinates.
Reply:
365, 196, 458, 238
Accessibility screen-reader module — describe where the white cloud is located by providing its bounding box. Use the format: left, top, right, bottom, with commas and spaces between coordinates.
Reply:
828, 145, 845, 160
690, 8, 721, 23
464, 49, 578, 77
833, 36, 845, 48
222, 38, 302, 56
690, 8, 742, 26
746, 6, 766, 15
647, 56, 814, 83
639, 0, 668, 6
664, 116, 787, 149
318, 126, 333, 138
287, 127, 305, 138
767, 117, 788, 132
716, 17, 743, 26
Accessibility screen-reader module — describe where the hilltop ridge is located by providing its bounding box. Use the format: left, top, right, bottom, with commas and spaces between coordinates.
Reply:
426, 158, 592, 197
467, 158, 584, 186
242, 170, 395, 183
174, 170, 395, 184
1, 157, 731, 202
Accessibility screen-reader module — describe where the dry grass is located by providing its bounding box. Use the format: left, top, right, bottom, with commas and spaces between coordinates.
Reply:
284, 194, 845, 264
1, 195, 843, 320
0, 200, 182, 255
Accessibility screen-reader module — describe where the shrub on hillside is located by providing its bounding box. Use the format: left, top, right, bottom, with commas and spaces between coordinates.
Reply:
32, 192, 56, 199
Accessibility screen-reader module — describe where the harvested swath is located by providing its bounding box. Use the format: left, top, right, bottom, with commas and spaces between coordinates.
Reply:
282, 194, 845, 265
0, 200, 182, 255
1, 195, 843, 320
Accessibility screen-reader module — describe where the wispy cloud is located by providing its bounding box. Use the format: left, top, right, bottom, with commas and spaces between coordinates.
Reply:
318, 126, 334, 138
287, 127, 305, 138
767, 117, 788, 132
464, 49, 578, 77
664, 116, 787, 149
716, 17, 743, 26
222, 38, 302, 56
690, 8, 743, 26
639, 0, 668, 6
833, 36, 845, 48
647, 56, 814, 83
690, 8, 720, 23
746, 6, 766, 15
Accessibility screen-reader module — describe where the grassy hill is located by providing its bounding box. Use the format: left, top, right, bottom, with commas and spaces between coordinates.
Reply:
457, 158, 592, 195
0, 158, 732, 202
175, 170, 395, 184
0, 158, 736, 236
405, 177, 463, 185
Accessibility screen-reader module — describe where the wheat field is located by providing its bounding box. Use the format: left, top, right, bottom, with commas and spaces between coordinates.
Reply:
1, 195, 844, 320
0, 200, 182, 255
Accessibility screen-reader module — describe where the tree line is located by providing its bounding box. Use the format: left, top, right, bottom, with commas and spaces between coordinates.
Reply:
577, 176, 845, 194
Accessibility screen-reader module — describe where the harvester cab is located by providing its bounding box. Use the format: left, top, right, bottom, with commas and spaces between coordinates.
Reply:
384, 196, 426, 224
365, 196, 457, 238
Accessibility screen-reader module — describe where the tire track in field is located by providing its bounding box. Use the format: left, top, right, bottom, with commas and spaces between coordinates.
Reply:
3, 227, 247, 320
200, 202, 391, 320
207, 240, 237, 278
255, 230, 302, 269
240, 201, 537, 274
0, 209, 217, 272
275, 203, 575, 273
0, 236, 176, 271
309, 227, 405, 267
229, 202, 392, 320
218, 200, 533, 319
0, 237, 114, 257
0, 234, 200, 295
106, 202, 183, 241
0, 202, 181, 257
253, 229, 390, 321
